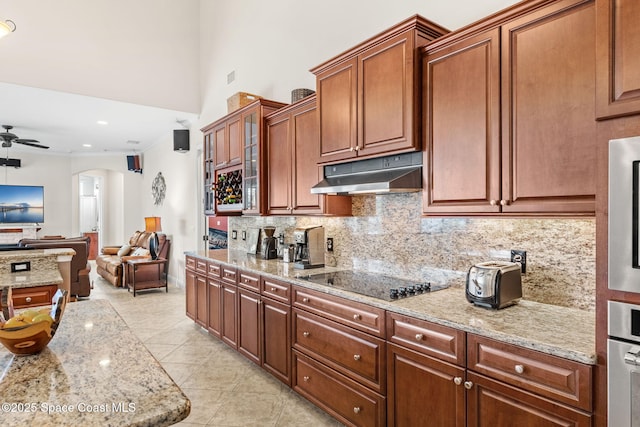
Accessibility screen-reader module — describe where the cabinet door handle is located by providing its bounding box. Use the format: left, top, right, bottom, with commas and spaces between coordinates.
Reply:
464, 381, 474, 390
270, 287, 277, 292
353, 407, 361, 414
353, 354, 361, 361
303, 331, 310, 338
514, 364, 525, 374
303, 376, 310, 382
415, 333, 424, 341
500, 199, 508, 206
353, 314, 361, 320
350, 147, 355, 152
354, 146, 360, 151
453, 377, 462, 385
489, 199, 497, 206
25, 297, 32, 303
302, 297, 310, 303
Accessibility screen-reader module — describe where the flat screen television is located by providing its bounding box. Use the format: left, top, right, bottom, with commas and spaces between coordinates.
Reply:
0, 185, 44, 223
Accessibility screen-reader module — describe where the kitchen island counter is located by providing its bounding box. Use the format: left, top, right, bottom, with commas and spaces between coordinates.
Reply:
188, 249, 595, 365
0, 299, 190, 426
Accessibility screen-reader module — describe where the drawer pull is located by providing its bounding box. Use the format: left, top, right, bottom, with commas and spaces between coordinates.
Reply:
515, 364, 525, 374
303, 331, 310, 338
453, 377, 462, 385
415, 333, 424, 341
270, 287, 277, 292
353, 407, 361, 414
464, 381, 473, 390
302, 297, 310, 303
25, 297, 32, 303
303, 376, 310, 382
353, 314, 361, 320
353, 354, 361, 361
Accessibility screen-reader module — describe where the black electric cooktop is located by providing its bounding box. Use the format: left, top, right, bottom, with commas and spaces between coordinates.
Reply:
298, 270, 448, 301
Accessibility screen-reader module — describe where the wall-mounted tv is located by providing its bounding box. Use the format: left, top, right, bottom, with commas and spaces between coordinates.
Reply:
0, 185, 44, 223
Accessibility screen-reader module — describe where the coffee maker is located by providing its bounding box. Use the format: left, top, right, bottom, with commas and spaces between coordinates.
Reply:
261, 226, 278, 260
293, 226, 324, 269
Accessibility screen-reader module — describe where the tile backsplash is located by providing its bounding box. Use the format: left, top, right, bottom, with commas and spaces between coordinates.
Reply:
228, 193, 595, 311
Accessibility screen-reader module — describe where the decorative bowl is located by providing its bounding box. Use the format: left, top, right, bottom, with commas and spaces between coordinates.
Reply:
0, 289, 67, 356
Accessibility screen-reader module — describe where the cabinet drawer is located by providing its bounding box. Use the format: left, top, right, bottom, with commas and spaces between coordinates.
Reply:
467, 334, 592, 412
293, 286, 385, 337
195, 259, 207, 274
261, 277, 291, 303
293, 309, 385, 393
293, 350, 386, 427
208, 262, 220, 278
185, 256, 196, 270
10, 285, 58, 308
238, 270, 260, 292
387, 312, 465, 365
221, 266, 237, 285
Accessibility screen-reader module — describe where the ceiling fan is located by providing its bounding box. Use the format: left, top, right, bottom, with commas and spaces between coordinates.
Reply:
0, 125, 49, 149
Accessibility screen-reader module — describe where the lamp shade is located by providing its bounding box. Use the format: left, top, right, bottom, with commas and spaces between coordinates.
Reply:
144, 217, 162, 233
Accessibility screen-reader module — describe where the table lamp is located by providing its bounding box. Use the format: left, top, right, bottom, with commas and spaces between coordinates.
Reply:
144, 217, 162, 260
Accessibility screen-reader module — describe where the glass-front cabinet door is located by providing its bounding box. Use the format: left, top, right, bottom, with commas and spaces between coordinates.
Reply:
243, 110, 259, 213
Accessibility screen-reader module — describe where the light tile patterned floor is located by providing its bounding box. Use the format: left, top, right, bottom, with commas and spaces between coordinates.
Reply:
88, 263, 343, 426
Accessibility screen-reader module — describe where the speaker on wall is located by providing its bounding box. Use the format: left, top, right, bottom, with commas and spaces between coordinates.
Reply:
174, 129, 190, 152
127, 155, 142, 173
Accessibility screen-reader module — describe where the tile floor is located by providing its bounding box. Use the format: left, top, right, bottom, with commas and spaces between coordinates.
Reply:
88, 263, 343, 426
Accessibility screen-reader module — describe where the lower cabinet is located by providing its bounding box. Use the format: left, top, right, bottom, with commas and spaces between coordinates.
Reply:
293, 350, 386, 427
387, 342, 465, 427
186, 260, 595, 426
466, 371, 591, 427
2, 284, 60, 309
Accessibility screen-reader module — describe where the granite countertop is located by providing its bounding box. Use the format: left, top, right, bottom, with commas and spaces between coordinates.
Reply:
0, 270, 63, 289
0, 299, 190, 426
188, 249, 596, 365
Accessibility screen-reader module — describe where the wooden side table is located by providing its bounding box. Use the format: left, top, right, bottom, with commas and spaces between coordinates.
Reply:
125, 258, 168, 297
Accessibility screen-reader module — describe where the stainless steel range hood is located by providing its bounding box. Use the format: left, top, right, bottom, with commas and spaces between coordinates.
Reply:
311, 152, 422, 195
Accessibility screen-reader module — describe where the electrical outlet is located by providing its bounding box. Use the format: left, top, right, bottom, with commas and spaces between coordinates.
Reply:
241, 230, 246, 241
326, 238, 334, 252
510, 250, 527, 274
232, 230, 237, 240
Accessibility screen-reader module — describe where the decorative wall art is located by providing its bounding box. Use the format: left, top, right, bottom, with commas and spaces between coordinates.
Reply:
151, 172, 166, 206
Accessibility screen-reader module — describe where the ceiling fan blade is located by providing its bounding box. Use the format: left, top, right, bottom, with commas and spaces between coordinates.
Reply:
14, 140, 49, 149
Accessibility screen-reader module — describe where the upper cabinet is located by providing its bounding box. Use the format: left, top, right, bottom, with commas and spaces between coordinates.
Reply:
265, 95, 351, 216
423, 0, 597, 215
311, 15, 449, 164
201, 99, 286, 215
596, 0, 640, 119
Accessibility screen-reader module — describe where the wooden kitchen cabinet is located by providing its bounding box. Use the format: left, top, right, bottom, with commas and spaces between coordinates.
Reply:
4, 284, 59, 309
185, 256, 206, 323
596, 0, 640, 119
237, 272, 293, 385
387, 343, 465, 427
386, 312, 466, 426
201, 99, 285, 215
311, 15, 448, 164
266, 95, 351, 216
220, 265, 238, 349
466, 372, 591, 427
423, 0, 596, 215
207, 261, 222, 338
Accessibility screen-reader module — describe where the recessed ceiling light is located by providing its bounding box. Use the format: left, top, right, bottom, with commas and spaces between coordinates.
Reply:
83, 144, 92, 148
97, 120, 108, 125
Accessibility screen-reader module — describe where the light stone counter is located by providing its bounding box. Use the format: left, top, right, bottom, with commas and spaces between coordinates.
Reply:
0, 299, 190, 426
0, 248, 72, 291
188, 249, 596, 365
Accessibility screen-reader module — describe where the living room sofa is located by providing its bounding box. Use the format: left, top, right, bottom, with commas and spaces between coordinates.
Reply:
18, 236, 92, 298
96, 231, 170, 287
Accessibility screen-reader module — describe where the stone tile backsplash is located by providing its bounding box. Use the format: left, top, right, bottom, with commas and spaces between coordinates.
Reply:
228, 193, 595, 311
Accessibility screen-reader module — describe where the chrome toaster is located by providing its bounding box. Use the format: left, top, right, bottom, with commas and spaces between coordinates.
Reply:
466, 261, 522, 309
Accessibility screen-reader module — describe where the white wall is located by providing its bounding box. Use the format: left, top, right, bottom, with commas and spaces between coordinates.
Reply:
1, 0, 200, 113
